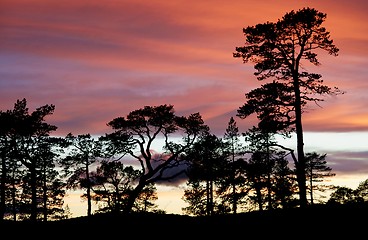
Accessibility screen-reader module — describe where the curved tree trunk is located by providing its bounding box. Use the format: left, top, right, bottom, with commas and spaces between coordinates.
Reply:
123, 180, 145, 214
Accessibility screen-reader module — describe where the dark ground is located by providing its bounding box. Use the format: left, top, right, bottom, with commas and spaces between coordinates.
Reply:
2, 204, 366, 238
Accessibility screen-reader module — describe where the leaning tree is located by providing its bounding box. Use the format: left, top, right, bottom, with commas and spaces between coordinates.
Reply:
105, 104, 209, 213
233, 7, 343, 207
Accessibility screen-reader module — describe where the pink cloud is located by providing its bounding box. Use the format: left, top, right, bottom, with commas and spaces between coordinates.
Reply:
1, 0, 368, 136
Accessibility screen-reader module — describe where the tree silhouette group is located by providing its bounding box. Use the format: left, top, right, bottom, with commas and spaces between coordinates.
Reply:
1, 7, 366, 222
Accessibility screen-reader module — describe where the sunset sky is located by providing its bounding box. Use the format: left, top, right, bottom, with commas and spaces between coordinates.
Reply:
1, 0, 368, 216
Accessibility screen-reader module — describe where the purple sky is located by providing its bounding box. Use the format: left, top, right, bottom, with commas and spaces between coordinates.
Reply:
1, 0, 368, 214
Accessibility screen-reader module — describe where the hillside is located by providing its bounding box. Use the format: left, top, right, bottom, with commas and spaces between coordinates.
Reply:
2, 204, 366, 238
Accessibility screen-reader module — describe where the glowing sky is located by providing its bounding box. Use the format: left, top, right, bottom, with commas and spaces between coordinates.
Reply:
1, 0, 368, 215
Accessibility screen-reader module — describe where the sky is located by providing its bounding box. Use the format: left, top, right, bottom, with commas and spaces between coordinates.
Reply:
1, 0, 368, 217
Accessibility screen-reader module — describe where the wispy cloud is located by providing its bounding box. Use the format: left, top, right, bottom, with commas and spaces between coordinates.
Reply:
1, 0, 367, 138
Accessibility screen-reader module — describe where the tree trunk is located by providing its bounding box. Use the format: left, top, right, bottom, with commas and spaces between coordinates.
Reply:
124, 181, 145, 214
86, 160, 92, 217
31, 161, 37, 222
293, 75, 307, 208
0, 147, 6, 220
255, 183, 263, 211
231, 141, 237, 214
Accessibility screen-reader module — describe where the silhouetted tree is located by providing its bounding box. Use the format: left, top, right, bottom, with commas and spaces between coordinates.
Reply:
133, 183, 160, 213
355, 179, 368, 202
327, 179, 368, 206
185, 134, 227, 215
90, 160, 141, 214
182, 179, 207, 216
62, 133, 102, 217
272, 152, 298, 209
243, 126, 276, 210
242, 126, 297, 210
244, 151, 270, 211
221, 117, 245, 214
0, 101, 67, 221
327, 186, 362, 205
234, 7, 342, 207
106, 104, 209, 214
0, 99, 58, 222
34, 138, 66, 221
0, 109, 18, 220
305, 152, 335, 204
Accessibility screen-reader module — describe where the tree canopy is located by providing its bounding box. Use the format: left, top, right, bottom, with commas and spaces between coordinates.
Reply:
234, 7, 342, 207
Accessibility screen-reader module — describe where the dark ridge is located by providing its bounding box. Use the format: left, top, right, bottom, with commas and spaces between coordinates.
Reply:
2, 204, 366, 238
